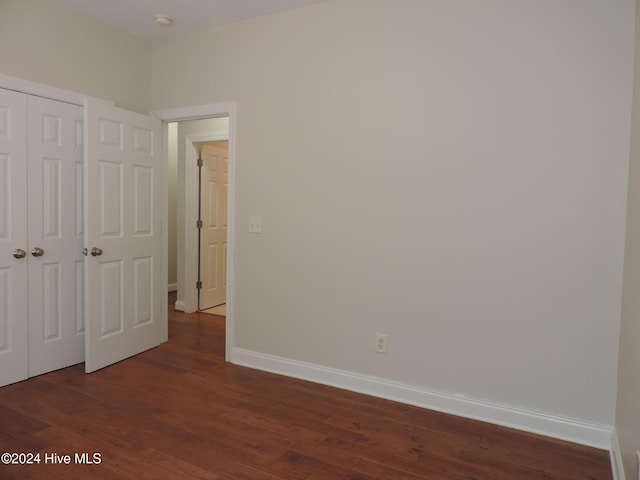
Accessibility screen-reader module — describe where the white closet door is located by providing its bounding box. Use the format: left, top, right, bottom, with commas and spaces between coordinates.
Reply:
27, 96, 84, 376
0, 89, 28, 386
84, 98, 164, 373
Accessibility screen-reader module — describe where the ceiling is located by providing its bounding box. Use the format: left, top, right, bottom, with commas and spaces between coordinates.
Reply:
48, 0, 332, 41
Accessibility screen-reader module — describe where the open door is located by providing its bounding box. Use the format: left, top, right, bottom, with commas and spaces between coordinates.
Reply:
84, 98, 165, 373
199, 142, 228, 310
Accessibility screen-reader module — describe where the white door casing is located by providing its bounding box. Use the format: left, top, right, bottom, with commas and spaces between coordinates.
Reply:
27, 95, 85, 376
0, 89, 28, 386
153, 102, 237, 361
84, 98, 164, 373
199, 142, 228, 310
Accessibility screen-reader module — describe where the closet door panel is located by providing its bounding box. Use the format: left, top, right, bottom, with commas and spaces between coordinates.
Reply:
0, 89, 28, 387
27, 96, 84, 377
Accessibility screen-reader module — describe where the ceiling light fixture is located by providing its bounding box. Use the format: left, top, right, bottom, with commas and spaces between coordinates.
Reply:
155, 15, 173, 26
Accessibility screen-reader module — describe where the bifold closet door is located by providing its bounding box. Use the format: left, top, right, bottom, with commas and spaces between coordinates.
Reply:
0, 89, 84, 387
0, 87, 165, 385
0, 89, 28, 387
27, 96, 84, 377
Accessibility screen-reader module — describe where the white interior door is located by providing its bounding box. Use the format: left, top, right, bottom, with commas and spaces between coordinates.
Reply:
0, 89, 28, 386
27, 95, 85, 376
84, 98, 164, 373
199, 142, 227, 310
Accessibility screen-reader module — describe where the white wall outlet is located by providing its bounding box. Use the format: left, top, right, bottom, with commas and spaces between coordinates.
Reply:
375, 333, 388, 354
248, 216, 263, 233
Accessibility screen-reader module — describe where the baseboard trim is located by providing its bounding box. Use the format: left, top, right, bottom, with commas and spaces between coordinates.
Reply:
168, 283, 177, 293
174, 300, 185, 312
611, 429, 626, 480
230, 347, 613, 450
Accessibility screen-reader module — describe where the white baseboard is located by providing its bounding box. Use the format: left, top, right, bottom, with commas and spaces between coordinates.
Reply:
230, 347, 613, 450
174, 300, 185, 312
611, 429, 626, 480
168, 283, 177, 293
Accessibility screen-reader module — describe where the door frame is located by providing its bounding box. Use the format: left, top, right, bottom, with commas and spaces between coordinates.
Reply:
152, 102, 237, 361
185, 133, 229, 312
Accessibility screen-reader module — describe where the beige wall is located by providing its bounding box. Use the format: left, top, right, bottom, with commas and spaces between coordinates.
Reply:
616, 0, 640, 476
152, 0, 634, 426
0, 0, 151, 113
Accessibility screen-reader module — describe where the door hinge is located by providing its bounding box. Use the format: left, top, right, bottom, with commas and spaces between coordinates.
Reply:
196, 219, 203, 229
197, 157, 203, 167
196, 281, 202, 289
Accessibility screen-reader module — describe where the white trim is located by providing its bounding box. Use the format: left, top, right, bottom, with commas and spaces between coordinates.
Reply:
182, 137, 197, 313
183, 133, 229, 313
610, 429, 626, 480
153, 102, 238, 362
230, 347, 613, 450
159, 123, 169, 343
168, 283, 177, 292
162, 178, 169, 338
152, 102, 236, 122
0, 73, 110, 107
174, 300, 185, 312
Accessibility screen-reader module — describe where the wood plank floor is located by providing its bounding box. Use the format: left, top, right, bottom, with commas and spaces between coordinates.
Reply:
0, 294, 612, 479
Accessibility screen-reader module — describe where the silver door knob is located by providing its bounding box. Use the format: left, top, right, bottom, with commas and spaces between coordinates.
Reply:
31, 247, 44, 257
12, 249, 26, 259
91, 247, 103, 257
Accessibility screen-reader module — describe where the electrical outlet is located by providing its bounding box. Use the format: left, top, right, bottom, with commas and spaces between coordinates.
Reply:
375, 333, 387, 354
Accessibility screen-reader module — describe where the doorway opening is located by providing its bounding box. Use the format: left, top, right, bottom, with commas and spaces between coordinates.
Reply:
156, 101, 236, 361
166, 117, 229, 313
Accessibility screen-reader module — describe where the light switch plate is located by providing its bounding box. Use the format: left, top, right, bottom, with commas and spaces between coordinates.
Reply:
249, 216, 263, 233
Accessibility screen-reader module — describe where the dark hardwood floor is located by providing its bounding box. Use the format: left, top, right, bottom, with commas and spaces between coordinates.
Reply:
0, 293, 612, 479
